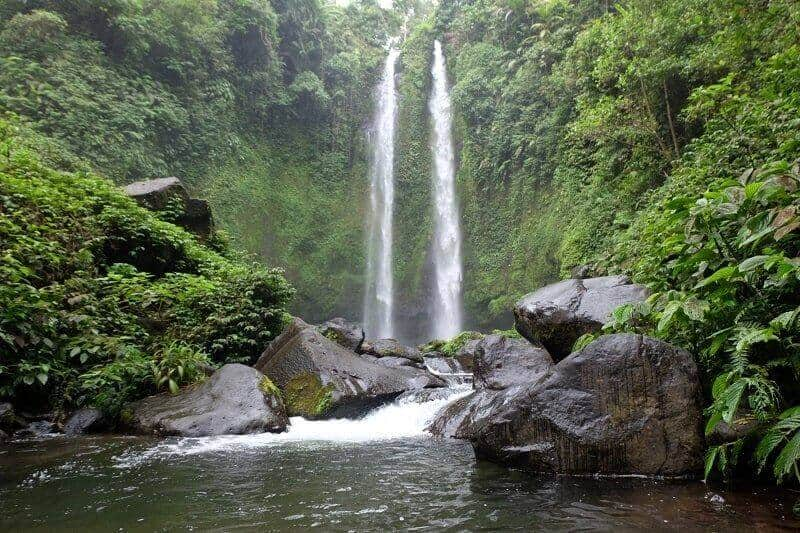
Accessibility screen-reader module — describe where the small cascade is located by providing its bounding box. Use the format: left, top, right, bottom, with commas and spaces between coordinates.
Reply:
114, 385, 471, 464
364, 47, 401, 339
428, 40, 463, 340
424, 357, 472, 386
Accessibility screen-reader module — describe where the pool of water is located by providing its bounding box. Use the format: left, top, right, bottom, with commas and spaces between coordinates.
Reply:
1, 432, 798, 532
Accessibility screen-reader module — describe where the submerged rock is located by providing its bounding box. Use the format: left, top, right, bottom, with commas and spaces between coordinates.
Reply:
468, 334, 704, 476
317, 318, 365, 352
125, 364, 288, 437
64, 408, 106, 435
361, 338, 424, 363
514, 275, 649, 360
255, 318, 444, 419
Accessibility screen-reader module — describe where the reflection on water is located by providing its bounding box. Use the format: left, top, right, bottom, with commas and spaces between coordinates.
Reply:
1, 435, 798, 531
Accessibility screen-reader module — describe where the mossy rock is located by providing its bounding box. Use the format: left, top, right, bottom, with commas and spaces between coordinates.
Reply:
283, 372, 334, 418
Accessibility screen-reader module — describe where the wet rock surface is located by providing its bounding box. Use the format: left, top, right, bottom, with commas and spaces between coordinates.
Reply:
361, 338, 424, 363
125, 364, 288, 437
468, 334, 704, 476
255, 319, 444, 418
317, 318, 365, 352
513, 275, 649, 360
473, 335, 553, 390
63, 408, 106, 435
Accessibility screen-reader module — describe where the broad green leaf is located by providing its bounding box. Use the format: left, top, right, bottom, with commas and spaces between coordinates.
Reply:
738, 255, 769, 272
696, 266, 737, 288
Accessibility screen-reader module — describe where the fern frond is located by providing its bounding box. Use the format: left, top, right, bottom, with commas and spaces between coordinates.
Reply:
773, 431, 800, 482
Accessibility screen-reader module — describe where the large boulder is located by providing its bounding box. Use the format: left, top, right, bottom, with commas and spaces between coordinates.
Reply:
125, 364, 288, 437
361, 338, 424, 364
468, 334, 704, 476
514, 275, 649, 360
124, 177, 214, 238
316, 318, 365, 352
473, 335, 553, 391
428, 335, 552, 438
63, 408, 106, 435
255, 318, 444, 419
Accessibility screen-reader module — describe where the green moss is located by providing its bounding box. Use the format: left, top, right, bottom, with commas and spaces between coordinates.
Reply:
421, 331, 484, 356
258, 376, 282, 399
283, 372, 334, 418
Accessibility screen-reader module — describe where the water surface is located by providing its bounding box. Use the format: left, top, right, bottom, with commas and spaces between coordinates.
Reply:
2, 432, 798, 531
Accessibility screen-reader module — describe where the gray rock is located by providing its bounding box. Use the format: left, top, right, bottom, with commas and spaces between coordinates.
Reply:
63, 408, 106, 435
0, 403, 15, 432
468, 334, 704, 476
473, 335, 553, 391
423, 356, 466, 375
0, 429, 7, 442
123, 177, 185, 205
123, 177, 214, 238
14, 421, 56, 438
708, 411, 762, 444
255, 318, 444, 419
514, 275, 649, 360
429, 336, 552, 438
374, 356, 418, 368
361, 338, 424, 363
454, 339, 482, 371
570, 264, 595, 279
317, 318, 365, 352
125, 364, 288, 437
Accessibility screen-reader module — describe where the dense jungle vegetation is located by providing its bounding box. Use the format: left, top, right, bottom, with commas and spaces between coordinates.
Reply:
1, 0, 799, 485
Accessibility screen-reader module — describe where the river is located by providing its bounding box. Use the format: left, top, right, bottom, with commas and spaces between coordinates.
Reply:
1, 387, 798, 531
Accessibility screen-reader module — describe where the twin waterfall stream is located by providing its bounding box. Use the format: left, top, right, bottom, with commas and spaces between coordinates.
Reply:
364, 40, 462, 341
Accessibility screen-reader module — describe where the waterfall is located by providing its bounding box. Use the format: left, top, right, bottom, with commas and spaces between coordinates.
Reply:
428, 40, 463, 340
364, 48, 400, 339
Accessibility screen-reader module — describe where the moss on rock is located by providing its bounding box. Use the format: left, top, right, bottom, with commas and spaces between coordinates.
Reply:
283, 372, 334, 418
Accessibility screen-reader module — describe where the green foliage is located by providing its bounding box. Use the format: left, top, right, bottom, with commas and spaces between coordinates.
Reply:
0, 0, 405, 322
0, 119, 293, 415
421, 331, 484, 356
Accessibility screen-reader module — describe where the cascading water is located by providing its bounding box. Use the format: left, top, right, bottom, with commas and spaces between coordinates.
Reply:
364, 48, 401, 339
429, 40, 463, 340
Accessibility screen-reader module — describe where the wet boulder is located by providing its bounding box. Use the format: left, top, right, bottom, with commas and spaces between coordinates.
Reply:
454, 339, 481, 371
428, 336, 553, 439
124, 177, 214, 238
255, 318, 444, 419
361, 338, 424, 364
473, 335, 553, 391
317, 318, 365, 352
125, 364, 288, 437
374, 356, 418, 368
468, 334, 704, 476
63, 408, 106, 435
514, 275, 649, 360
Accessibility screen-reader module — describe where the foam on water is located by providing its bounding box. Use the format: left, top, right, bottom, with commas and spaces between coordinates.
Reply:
114, 384, 471, 468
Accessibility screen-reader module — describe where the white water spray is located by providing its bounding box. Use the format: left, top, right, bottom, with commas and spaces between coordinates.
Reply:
429, 40, 463, 340
364, 48, 400, 339
113, 384, 471, 466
